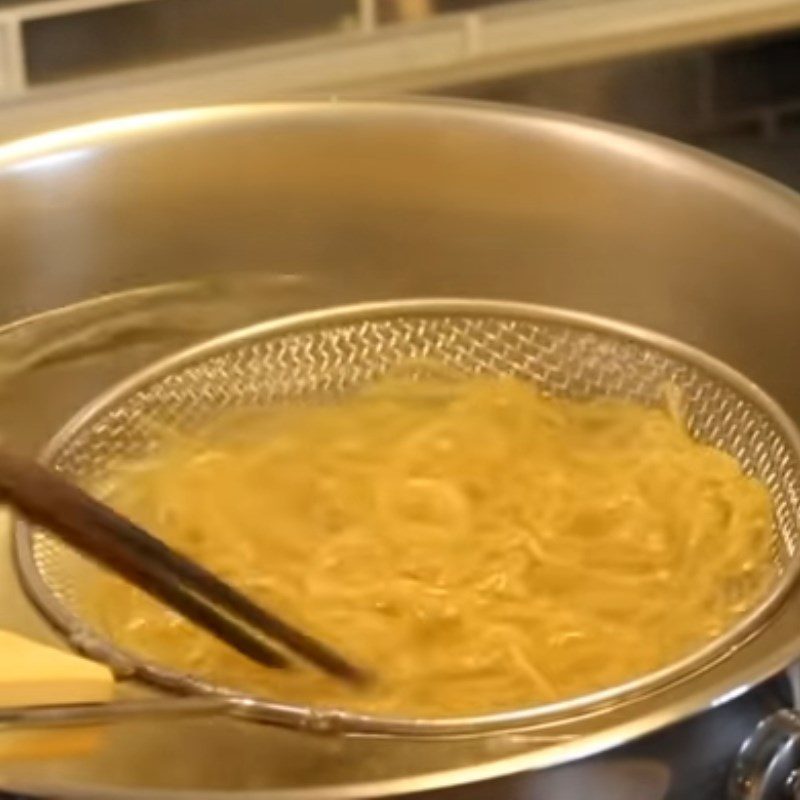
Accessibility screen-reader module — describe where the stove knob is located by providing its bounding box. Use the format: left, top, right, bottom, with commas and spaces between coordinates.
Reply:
730, 710, 800, 799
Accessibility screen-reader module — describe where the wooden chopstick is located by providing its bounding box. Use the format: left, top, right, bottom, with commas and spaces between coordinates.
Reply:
0, 450, 368, 685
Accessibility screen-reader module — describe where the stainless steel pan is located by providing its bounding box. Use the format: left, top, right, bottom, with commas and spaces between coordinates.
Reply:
0, 100, 799, 799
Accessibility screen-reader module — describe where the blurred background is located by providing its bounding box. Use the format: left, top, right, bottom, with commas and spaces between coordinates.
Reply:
0, 0, 798, 186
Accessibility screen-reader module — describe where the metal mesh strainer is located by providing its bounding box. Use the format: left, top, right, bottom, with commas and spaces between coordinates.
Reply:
12, 299, 800, 735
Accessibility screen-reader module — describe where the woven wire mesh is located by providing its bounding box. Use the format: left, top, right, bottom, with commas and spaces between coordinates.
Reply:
16, 304, 800, 722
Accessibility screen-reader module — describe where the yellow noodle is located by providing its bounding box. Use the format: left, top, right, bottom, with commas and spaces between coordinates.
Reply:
87, 368, 774, 717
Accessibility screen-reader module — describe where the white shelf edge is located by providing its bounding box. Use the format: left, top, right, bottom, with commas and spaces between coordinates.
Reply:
0, 0, 797, 140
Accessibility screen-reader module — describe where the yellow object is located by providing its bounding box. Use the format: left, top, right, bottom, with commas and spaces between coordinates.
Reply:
0, 631, 113, 708
0, 728, 104, 762
90, 367, 774, 717
0, 632, 112, 761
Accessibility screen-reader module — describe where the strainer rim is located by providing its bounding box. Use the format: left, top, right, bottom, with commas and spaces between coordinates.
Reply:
13, 297, 800, 737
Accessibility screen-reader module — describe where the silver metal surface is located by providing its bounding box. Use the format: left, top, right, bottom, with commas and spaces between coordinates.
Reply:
0, 100, 798, 796
13, 298, 800, 738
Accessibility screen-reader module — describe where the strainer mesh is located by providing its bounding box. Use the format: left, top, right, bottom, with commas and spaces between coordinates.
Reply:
17, 307, 800, 712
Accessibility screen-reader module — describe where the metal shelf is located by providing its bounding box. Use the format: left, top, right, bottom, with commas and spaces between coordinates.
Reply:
0, 0, 798, 139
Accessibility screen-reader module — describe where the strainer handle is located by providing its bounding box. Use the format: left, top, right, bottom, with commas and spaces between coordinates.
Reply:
0, 696, 232, 730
